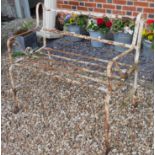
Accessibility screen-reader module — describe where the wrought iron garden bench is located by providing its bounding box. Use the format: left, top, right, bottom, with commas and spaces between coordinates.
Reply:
7, 2, 144, 154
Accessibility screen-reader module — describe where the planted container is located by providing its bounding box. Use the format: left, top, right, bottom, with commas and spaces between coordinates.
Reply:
141, 19, 154, 61
142, 39, 154, 61
89, 31, 105, 48
14, 31, 38, 51
113, 32, 132, 52
111, 17, 135, 52
64, 14, 88, 42
106, 32, 114, 50
67, 25, 82, 42
87, 16, 112, 48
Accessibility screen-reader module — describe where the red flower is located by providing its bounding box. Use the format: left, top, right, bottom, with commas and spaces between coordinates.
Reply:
97, 18, 104, 26
147, 19, 154, 25
106, 21, 112, 28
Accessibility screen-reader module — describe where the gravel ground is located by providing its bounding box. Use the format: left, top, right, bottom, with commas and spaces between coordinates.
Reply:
47, 38, 154, 82
2, 18, 154, 155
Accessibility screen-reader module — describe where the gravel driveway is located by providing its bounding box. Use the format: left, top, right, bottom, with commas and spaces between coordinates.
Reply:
1, 18, 154, 155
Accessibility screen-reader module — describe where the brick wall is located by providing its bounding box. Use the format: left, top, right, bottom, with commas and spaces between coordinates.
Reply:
2, 0, 154, 19
57, 0, 154, 19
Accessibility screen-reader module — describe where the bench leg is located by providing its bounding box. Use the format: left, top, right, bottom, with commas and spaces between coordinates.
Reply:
9, 65, 20, 113
104, 91, 111, 155
132, 20, 144, 106
7, 37, 20, 113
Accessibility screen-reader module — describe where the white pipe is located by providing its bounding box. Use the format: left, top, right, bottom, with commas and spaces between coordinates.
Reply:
15, 0, 31, 18
15, 0, 23, 18
133, 20, 144, 92
21, 0, 31, 18
43, 0, 56, 29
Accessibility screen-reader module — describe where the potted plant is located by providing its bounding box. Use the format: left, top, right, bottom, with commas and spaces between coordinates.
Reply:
142, 19, 154, 61
112, 17, 135, 52
64, 13, 88, 41
87, 17, 112, 48
13, 21, 38, 52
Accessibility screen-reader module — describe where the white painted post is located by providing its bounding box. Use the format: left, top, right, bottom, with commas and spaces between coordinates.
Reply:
133, 20, 144, 93
43, 0, 56, 29
37, 0, 62, 39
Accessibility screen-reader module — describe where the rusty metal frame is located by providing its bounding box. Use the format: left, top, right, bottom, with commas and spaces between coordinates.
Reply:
7, 2, 144, 154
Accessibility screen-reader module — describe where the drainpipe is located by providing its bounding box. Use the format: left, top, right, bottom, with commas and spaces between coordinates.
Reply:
15, 0, 23, 18
37, 0, 61, 39
22, 0, 31, 18
15, 0, 31, 18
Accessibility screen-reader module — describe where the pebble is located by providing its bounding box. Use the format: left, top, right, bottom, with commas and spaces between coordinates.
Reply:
1, 18, 154, 155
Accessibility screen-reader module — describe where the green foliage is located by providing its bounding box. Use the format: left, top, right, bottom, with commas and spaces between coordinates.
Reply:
87, 20, 98, 31
15, 21, 33, 34
112, 18, 135, 33
87, 17, 112, 34
76, 15, 89, 28
87, 20, 110, 34
64, 14, 88, 28
20, 21, 33, 31
12, 51, 26, 58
